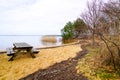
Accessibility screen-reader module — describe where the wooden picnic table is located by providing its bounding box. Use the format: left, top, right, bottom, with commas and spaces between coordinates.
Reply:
13, 42, 33, 49
13, 42, 36, 57
7, 42, 38, 61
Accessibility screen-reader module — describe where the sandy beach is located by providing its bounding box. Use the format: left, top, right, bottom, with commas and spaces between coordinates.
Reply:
0, 44, 82, 80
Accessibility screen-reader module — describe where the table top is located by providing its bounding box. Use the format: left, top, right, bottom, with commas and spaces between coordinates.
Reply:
13, 42, 33, 49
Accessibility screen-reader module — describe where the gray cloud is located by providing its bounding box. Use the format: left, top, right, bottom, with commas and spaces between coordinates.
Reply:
0, 0, 88, 35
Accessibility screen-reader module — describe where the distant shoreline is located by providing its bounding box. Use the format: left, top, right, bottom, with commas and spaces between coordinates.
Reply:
0, 35, 61, 36
0, 35, 62, 50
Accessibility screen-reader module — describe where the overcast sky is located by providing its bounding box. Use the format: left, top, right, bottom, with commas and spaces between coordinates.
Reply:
0, 0, 90, 35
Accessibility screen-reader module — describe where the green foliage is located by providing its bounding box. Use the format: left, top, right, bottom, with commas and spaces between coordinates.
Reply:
61, 18, 88, 40
61, 21, 74, 40
96, 69, 115, 80
116, 71, 120, 77
73, 18, 88, 37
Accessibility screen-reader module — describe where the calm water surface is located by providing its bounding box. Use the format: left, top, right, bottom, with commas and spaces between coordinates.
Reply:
0, 35, 62, 50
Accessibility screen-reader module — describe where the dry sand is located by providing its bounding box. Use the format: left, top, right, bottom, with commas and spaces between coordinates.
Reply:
0, 44, 82, 80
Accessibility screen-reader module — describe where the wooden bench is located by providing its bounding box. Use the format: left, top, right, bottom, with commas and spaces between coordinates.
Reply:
6, 48, 15, 56
32, 48, 39, 54
6, 48, 16, 61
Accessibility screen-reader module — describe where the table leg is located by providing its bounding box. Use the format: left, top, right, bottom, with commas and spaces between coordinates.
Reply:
30, 52, 36, 58
27, 49, 36, 58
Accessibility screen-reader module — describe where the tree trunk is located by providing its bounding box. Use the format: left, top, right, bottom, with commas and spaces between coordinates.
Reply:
100, 35, 117, 70
92, 30, 95, 46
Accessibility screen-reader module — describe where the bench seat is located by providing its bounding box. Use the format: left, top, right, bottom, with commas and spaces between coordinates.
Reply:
32, 48, 39, 54
6, 48, 15, 56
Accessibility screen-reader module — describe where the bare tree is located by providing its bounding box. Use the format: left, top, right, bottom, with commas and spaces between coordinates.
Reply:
81, 0, 120, 70
96, 0, 120, 70
103, 0, 120, 37
81, 0, 103, 45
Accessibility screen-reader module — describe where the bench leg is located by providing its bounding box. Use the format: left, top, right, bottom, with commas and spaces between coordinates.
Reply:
8, 55, 15, 61
30, 52, 36, 58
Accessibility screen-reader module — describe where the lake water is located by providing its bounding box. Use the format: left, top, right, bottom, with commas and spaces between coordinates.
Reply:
0, 35, 62, 50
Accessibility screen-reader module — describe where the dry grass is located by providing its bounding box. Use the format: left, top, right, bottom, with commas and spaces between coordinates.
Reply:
76, 45, 100, 80
41, 36, 57, 43
76, 41, 120, 80
0, 44, 81, 80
